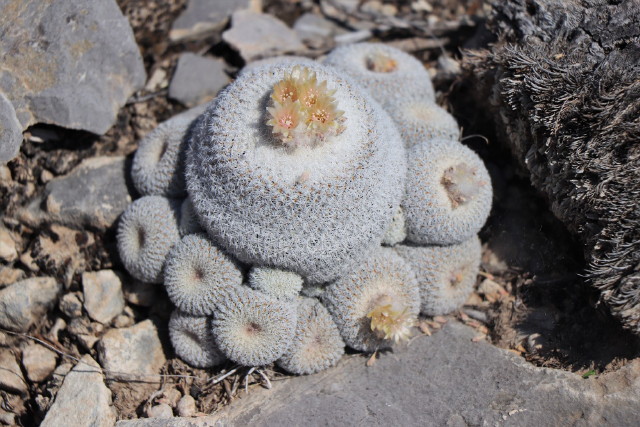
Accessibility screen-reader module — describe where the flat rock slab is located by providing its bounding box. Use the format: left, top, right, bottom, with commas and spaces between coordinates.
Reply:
41, 355, 116, 427
20, 156, 134, 231
0, 349, 27, 395
0, 0, 145, 138
222, 11, 305, 62
293, 13, 345, 49
117, 322, 640, 426
97, 319, 166, 381
21, 343, 58, 383
82, 270, 125, 324
170, 0, 250, 41
169, 53, 230, 107
0, 92, 22, 164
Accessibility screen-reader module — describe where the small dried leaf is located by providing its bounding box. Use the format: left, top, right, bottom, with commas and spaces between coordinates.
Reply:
466, 319, 482, 328
426, 320, 442, 330
418, 321, 432, 336
366, 352, 378, 367
433, 316, 448, 324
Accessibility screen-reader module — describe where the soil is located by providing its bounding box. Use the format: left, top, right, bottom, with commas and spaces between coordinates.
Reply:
2, 0, 638, 424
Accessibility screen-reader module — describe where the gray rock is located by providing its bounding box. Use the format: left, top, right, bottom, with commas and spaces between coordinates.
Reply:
293, 13, 344, 49
20, 156, 134, 231
0, 0, 145, 138
170, 0, 250, 42
59, 293, 83, 318
334, 29, 372, 45
112, 312, 134, 329
0, 165, 11, 181
0, 349, 27, 395
82, 270, 125, 324
21, 343, 57, 383
320, 0, 360, 15
0, 267, 24, 288
76, 333, 100, 351
19, 250, 39, 272
51, 362, 73, 382
222, 11, 305, 62
41, 355, 116, 427
0, 226, 17, 262
0, 410, 16, 426
168, 54, 229, 107
116, 322, 640, 427
97, 320, 166, 381
0, 277, 62, 332
176, 395, 196, 417
67, 318, 102, 350
0, 92, 22, 164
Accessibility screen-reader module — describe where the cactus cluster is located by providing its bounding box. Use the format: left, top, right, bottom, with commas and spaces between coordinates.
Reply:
117, 43, 492, 376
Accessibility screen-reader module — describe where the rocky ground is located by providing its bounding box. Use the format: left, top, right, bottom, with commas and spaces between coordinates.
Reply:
0, 0, 638, 425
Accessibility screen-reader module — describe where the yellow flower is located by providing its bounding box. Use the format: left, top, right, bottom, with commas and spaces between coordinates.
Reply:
366, 302, 414, 343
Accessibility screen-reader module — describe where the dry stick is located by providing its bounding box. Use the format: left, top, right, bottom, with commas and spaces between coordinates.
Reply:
461, 134, 490, 144
5, 329, 285, 394
244, 367, 255, 394
256, 369, 272, 389
230, 375, 240, 397
125, 89, 168, 105
1, 328, 204, 383
210, 366, 241, 385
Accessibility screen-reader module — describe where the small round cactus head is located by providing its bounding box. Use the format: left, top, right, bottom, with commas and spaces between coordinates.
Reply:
382, 206, 407, 246
131, 116, 193, 198
323, 43, 435, 105
277, 297, 345, 375
322, 247, 420, 352
169, 310, 226, 368
403, 139, 492, 245
117, 195, 181, 283
211, 286, 297, 366
248, 267, 304, 300
164, 233, 243, 316
384, 99, 460, 148
178, 197, 203, 237
395, 235, 482, 316
186, 60, 406, 284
